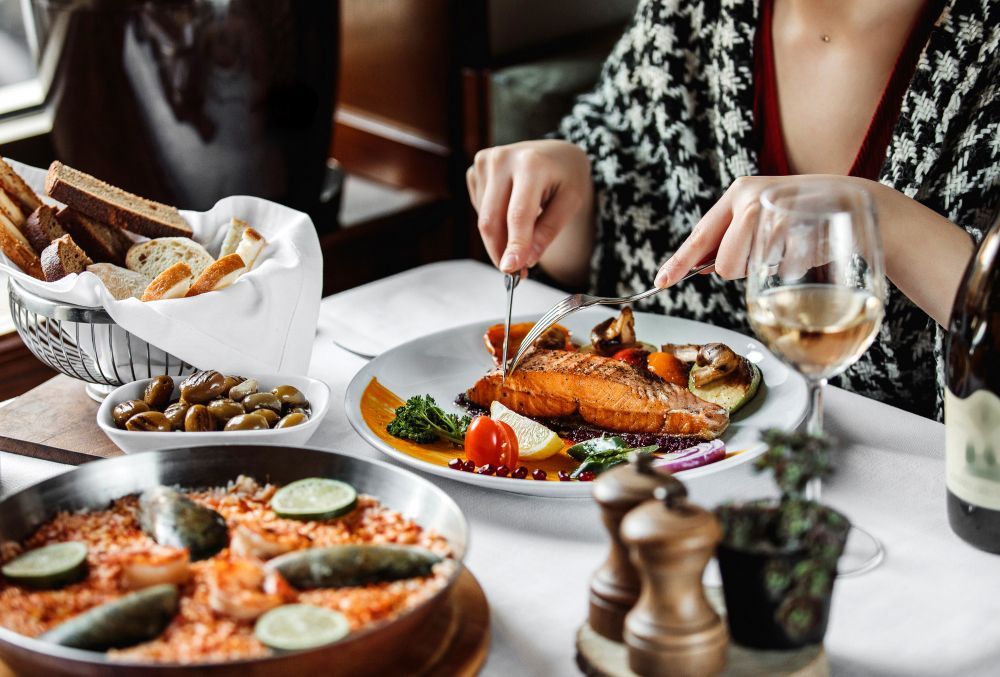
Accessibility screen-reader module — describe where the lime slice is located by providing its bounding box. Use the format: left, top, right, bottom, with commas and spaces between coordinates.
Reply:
255, 604, 350, 651
271, 478, 358, 521
490, 401, 564, 460
2, 541, 88, 590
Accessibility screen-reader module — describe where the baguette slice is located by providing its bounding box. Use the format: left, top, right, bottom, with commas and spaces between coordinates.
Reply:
185, 253, 245, 297
86, 263, 150, 300
24, 205, 68, 255
235, 227, 266, 270
0, 186, 25, 227
142, 261, 193, 301
45, 161, 192, 238
40, 234, 93, 282
0, 156, 42, 214
56, 207, 134, 265
219, 218, 249, 258
126, 237, 214, 279
0, 212, 42, 279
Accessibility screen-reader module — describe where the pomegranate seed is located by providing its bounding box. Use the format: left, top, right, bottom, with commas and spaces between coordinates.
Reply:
557, 470, 572, 482
476, 464, 496, 475
448, 458, 464, 471
496, 464, 510, 477
578, 471, 596, 482
531, 469, 547, 481
512, 466, 529, 479
463, 459, 475, 472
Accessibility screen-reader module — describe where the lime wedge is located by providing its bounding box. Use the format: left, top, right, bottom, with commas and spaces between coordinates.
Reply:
255, 604, 350, 651
2, 541, 88, 590
271, 478, 358, 521
490, 401, 564, 460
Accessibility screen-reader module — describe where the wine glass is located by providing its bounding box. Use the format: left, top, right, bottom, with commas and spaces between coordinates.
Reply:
746, 179, 886, 576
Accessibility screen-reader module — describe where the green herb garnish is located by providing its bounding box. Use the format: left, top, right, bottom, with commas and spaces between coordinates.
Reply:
386, 395, 471, 446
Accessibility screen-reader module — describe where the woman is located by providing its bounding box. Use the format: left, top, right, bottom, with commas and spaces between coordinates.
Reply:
466, 0, 998, 419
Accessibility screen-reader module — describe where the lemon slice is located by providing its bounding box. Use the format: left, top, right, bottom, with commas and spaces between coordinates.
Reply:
490, 401, 563, 460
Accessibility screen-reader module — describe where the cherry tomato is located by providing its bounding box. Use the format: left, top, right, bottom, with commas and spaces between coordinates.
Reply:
647, 351, 691, 386
612, 347, 650, 370
495, 420, 520, 469
465, 415, 520, 469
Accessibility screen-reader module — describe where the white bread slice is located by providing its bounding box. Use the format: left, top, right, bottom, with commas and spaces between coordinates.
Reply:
185, 253, 245, 297
0, 188, 25, 227
142, 261, 193, 301
0, 156, 42, 214
219, 218, 249, 258
0, 212, 42, 278
126, 237, 214, 279
87, 263, 151, 300
235, 227, 266, 270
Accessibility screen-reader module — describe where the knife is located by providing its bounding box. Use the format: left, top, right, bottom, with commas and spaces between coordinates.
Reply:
501, 272, 520, 383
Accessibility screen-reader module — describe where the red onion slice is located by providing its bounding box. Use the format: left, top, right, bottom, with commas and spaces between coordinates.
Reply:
653, 439, 726, 473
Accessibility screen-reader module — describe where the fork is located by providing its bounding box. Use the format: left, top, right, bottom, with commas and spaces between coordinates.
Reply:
506, 259, 716, 375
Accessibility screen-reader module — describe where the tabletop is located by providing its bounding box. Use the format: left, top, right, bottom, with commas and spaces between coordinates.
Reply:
1, 259, 997, 677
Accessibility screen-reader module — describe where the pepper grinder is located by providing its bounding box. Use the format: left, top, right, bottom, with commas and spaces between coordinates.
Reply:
589, 454, 672, 641
621, 477, 728, 676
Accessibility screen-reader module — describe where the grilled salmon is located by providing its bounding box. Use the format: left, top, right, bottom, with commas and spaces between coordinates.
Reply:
467, 349, 729, 439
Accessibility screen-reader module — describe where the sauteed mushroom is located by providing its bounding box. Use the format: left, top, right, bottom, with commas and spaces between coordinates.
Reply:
590, 307, 638, 356
692, 343, 743, 387
660, 343, 702, 364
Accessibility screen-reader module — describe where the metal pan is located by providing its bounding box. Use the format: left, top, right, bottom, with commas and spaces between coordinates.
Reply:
0, 446, 468, 676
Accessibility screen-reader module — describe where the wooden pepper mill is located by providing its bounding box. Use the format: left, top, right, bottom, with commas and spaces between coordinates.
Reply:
620, 468, 728, 677
589, 455, 673, 641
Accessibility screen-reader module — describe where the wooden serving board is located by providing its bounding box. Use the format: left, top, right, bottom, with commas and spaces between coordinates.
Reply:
0, 376, 121, 464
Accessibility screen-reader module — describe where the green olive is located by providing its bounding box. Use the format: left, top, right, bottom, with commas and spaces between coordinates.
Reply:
179, 370, 226, 404
243, 392, 282, 415
221, 375, 246, 397
163, 401, 191, 430
207, 398, 245, 423
272, 385, 307, 408
224, 413, 270, 431
143, 376, 174, 410
113, 400, 150, 429
184, 404, 216, 432
289, 406, 312, 417
228, 378, 258, 402
275, 412, 308, 429
256, 408, 280, 427
125, 411, 172, 432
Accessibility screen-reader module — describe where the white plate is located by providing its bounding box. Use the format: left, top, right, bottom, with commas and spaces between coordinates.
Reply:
345, 309, 807, 497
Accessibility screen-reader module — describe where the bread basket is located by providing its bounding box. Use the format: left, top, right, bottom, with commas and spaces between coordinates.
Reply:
8, 278, 195, 401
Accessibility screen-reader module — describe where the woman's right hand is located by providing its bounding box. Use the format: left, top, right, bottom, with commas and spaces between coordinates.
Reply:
466, 140, 593, 275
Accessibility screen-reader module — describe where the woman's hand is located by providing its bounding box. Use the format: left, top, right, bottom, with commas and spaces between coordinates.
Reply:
467, 140, 594, 279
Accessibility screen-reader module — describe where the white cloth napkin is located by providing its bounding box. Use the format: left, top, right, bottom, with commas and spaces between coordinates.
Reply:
0, 160, 322, 375
319, 259, 567, 357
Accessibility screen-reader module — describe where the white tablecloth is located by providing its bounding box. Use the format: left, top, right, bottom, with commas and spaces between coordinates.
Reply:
1, 260, 997, 676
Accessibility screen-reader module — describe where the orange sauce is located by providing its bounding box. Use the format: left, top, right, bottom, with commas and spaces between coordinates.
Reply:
360, 377, 578, 480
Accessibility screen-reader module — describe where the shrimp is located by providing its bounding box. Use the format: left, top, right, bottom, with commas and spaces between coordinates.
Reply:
114, 546, 191, 590
205, 558, 296, 621
229, 523, 308, 561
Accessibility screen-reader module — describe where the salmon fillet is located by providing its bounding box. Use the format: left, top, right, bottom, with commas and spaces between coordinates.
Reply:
467, 349, 729, 439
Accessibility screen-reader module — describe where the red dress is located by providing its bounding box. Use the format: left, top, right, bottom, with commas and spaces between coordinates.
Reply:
753, 0, 943, 179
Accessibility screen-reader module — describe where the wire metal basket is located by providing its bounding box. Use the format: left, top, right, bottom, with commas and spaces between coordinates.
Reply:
8, 279, 196, 401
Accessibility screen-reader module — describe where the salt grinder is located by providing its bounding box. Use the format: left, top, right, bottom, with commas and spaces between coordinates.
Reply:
589, 455, 672, 641
620, 473, 728, 676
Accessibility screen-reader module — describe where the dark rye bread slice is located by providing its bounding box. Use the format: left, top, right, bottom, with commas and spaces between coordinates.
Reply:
56, 207, 134, 266
23, 205, 68, 254
45, 161, 192, 238
40, 234, 93, 282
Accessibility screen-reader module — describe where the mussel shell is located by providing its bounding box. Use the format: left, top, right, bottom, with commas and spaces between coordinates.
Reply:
139, 487, 228, 561
40, 584, 179, 651
267, 545, 442, 589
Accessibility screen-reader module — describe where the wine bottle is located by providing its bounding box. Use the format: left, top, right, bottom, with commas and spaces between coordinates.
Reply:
946, 213, 1000, 554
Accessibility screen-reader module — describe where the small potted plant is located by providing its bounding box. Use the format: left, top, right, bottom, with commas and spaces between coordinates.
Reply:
715, 429, 850, 650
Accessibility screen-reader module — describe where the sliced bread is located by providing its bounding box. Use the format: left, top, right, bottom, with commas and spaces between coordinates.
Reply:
219, 218, 249, 257
0, 186, 25, 227
56, 207, 134, 265
45, 161, 192, 238
0, 156, 42, 214
86, 263, 150, 300
24, 205, 68, 254
126, 237, 214, 279
185, 253, 245, 297
40, 234, 93, 282
142, 261, 193, 301
235, 227, 266, 270
0, 212, 42, 279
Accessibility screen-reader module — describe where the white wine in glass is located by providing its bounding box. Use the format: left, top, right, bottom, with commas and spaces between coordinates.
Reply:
746, 179, 886, 577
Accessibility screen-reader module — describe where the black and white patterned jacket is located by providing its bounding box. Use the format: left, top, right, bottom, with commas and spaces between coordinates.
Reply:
558, 0, 999, 419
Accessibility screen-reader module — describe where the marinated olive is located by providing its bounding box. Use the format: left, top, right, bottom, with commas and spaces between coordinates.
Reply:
289, 406, 312, 417
228, 378, 258, 402
179, 370, 226, 404
163, 401, 191, 430
224, 413, 270, 431
143, 376, 174, 410
207, 398, 245, 423
220, 375, 246, 397
184, 404, 216, 432
272, 385, 307, 408
243, 392, 281, 414
125, 411, 172, 432
113, 400, 150, 429
256, 409, 280, 427
275, 412, 308, 429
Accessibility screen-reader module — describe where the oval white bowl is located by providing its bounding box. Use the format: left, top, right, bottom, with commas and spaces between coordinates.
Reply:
97, 373, 330, 454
